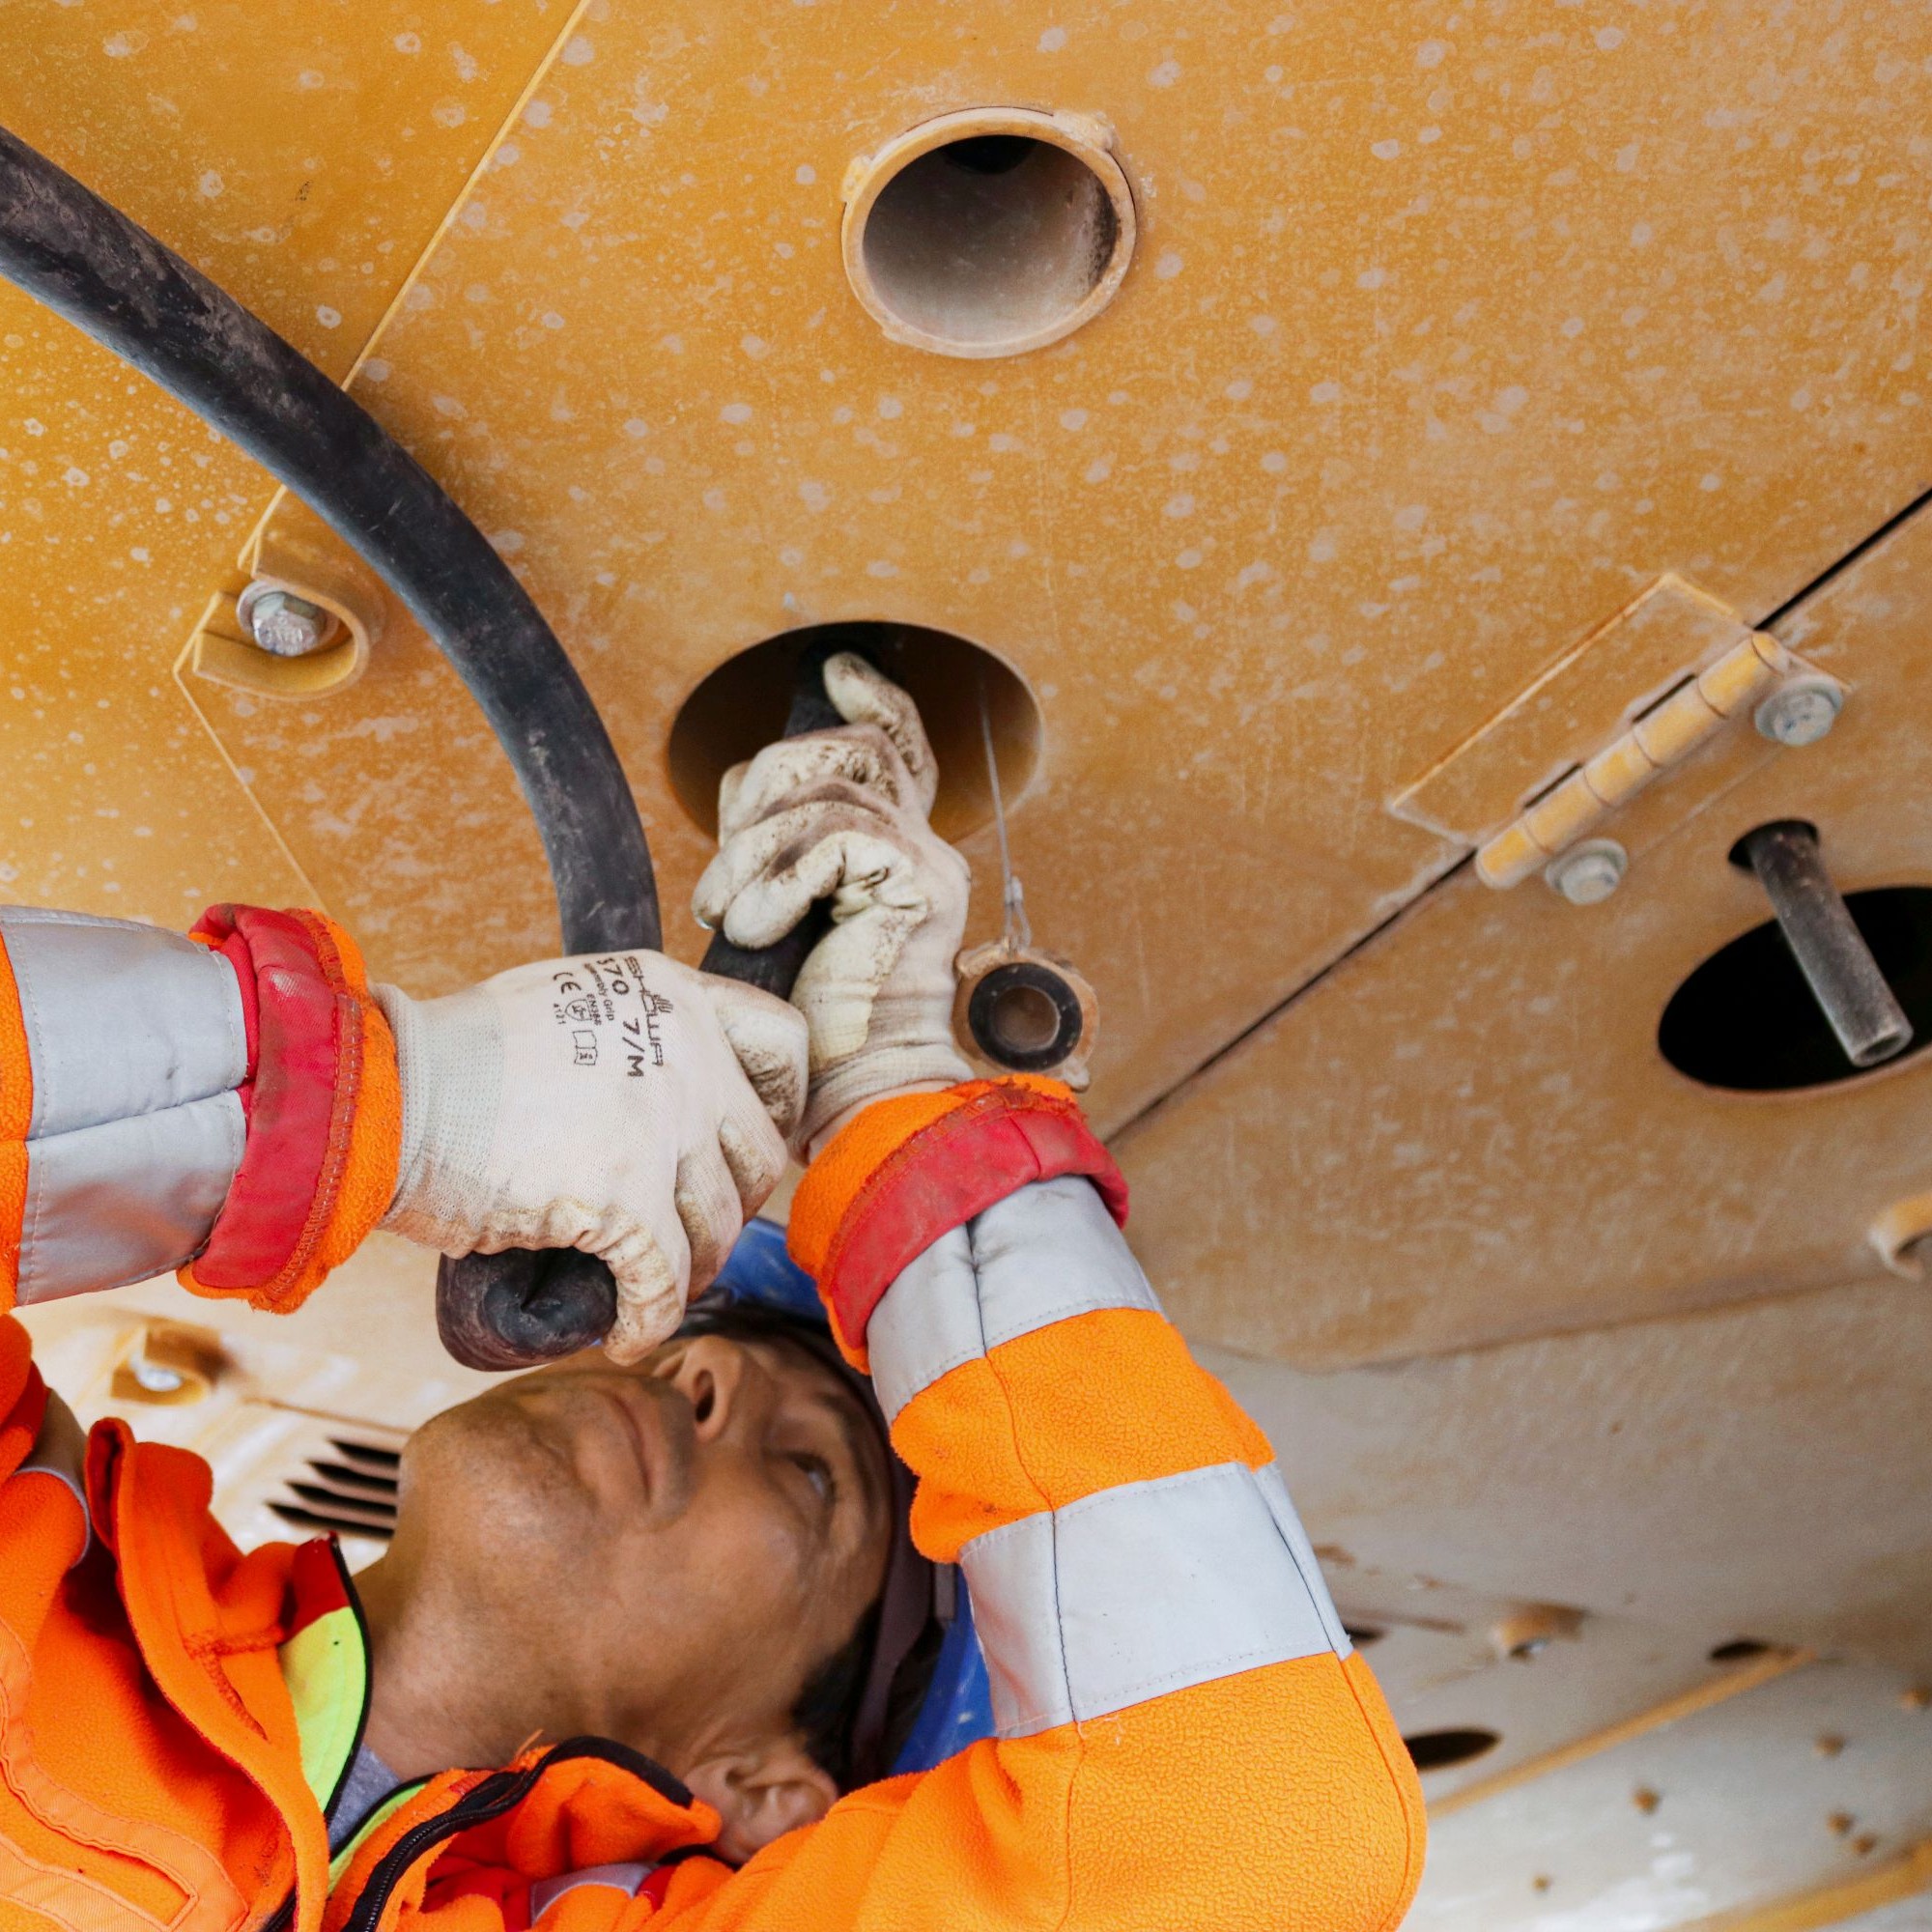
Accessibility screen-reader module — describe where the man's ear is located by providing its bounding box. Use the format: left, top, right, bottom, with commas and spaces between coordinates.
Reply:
683, 1737, 839, 1864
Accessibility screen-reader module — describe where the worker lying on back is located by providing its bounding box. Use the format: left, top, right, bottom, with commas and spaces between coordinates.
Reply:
0, 654, 1424, 1931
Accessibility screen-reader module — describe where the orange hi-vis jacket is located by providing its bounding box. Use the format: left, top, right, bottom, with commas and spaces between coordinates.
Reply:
0, 904, 1426, 1932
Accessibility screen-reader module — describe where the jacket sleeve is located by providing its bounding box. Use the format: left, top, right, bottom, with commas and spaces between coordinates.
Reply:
695, 1078, 1426, 1932
0, 903, 399, 1317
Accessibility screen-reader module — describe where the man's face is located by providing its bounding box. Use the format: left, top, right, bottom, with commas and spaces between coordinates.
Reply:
388, 1326, 894, 1848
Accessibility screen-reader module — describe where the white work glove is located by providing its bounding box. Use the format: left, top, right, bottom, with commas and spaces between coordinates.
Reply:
693, 652, 973, 1153
375, 951, 807, 1362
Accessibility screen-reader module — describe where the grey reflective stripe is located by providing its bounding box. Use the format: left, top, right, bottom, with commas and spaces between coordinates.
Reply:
959, 1460, 1350, 1741
15, 1092, 245, 1302
16, 1387, 91, 1561
0, 909, 247, 1138
868, 1176, 1162, 1423
529, 1864, 655, 1919
1255, 1462, 1355, 1659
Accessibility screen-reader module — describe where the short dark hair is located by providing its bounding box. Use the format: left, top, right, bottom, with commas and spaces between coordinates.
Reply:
672, 1299, 943, 1787
793, 1602, 944, 1789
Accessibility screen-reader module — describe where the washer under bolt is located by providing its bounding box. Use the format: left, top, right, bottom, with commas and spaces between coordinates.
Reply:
1546, 838, 1628, 905
1754, 673, 1843, 748
244, 587, 333, 658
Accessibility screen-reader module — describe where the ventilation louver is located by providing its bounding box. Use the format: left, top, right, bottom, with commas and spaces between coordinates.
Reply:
267, 1434, 402, 1542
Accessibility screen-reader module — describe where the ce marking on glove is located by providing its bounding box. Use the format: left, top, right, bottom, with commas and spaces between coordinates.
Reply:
550, 957, 673, 1077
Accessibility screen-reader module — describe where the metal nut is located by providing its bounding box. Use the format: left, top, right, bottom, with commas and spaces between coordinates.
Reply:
1545, 838, 1628, 906
1754, 673, 1843, 748
242, 586, 334, 658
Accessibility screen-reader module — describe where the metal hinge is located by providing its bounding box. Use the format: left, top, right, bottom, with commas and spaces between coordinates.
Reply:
1389, 574, 1844, 895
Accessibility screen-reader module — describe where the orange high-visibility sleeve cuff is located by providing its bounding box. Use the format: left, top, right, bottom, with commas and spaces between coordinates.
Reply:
788, 1076, 1127, 1363
0, 1317, 45, 1482
180, 908, 400, 1314
899, 1307, 1277, 1557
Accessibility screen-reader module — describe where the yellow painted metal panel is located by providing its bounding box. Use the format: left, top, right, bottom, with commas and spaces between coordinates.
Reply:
0, 0, 582, 924
1119, 496, 1932, 1365
168, 0, 1932, 1123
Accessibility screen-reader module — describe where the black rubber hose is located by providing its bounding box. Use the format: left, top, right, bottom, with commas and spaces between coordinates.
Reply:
438, 646, 845, 1370
0, 122, 659, 1362
0, 123, 658, 957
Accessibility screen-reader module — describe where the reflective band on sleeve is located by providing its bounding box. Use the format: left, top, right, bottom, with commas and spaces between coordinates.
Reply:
1255, 1461, 1356, 1660
868, 1175, 1162, 1423
0, 910, 247, 1139
15, 1092, 245, 1302
960, 1460, 1350, 1740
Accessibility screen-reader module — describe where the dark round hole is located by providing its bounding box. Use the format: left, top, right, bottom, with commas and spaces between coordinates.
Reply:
1404, 1727, 1501, 1773
941, 134, 1036, 175
1658, 887, 1932, 1092
1709, 1638, 1774, 1663
988, 982, 1061, 1056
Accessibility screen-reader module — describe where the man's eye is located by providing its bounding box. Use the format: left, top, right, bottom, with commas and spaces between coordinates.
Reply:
790, 1452, 834, 1504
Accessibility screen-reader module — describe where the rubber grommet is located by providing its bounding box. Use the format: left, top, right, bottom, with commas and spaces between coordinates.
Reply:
967, 959, 1085, 1072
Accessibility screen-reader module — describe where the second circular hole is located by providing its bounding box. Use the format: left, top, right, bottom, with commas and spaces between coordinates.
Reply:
666, 621, 1039, 844
1658, 886, 1932, 1093
844, 110, 1135, 358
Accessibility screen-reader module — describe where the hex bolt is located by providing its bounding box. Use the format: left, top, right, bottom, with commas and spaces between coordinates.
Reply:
1755, 674, 1843, 748
1545, 838, 1629, 906
1741, 821, 1912, 1068
243, 586, 333, 658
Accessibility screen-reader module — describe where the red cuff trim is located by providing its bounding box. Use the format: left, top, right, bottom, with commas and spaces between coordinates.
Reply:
187, 906, 362, 1294
821, 1085, 1127, 1353
191, 928, 261, 1119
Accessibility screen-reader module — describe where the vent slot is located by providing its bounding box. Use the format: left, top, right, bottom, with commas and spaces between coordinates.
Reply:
267, 1431, 402, 1543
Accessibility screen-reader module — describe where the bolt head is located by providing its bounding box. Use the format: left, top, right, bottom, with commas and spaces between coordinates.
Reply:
1546, 838, 1628, 906
1755, 674, 1842, 748
245, 588, 332, 658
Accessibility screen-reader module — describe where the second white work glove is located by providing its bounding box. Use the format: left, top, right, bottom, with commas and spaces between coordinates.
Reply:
375, 951, 807, 1362
693, 652, 974, 1153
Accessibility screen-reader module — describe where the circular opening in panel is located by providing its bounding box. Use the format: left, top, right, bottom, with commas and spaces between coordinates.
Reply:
1404, 1728, 1501, 1774
987, 981, 1061, 1056
842, 108, 1136, 358
667, 622, 1040, 844
1658, 888, 1932, 1092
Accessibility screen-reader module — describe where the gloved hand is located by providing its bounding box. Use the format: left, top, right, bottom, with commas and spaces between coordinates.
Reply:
375, 952, 807, 1362
693, 652, 974, 1153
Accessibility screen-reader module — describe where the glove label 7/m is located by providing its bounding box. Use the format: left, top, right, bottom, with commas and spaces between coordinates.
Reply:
549, 955, 672, 1076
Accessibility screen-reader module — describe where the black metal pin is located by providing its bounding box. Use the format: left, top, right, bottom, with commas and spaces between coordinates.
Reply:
1741, 821, 1912, 1069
